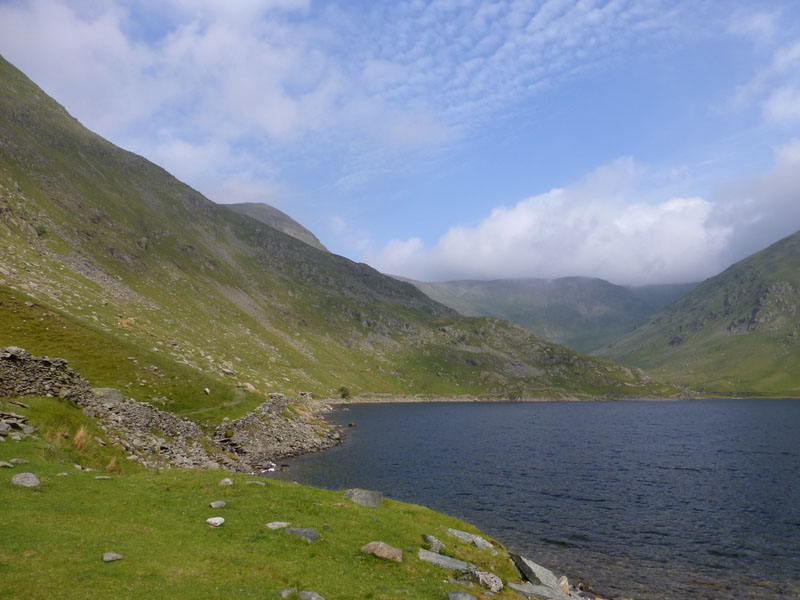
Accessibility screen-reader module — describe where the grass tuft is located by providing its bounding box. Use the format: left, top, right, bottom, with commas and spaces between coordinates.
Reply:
72, 425, 89, 451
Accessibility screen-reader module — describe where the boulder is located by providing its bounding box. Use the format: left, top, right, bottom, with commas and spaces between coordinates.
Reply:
421, 534, 446, 553
449, 594, 477, 600
10, 472, 40, 487
507, 581, 570, 599
266, 521, 291, 530
210, 500, 227, 509
285, 528, 319, 543
510, 554, 560, 590
471, 569, 504, 592
219, 477, 234, 486
278, 589, 297, 598
103, 552, 124, 562
417, 548, 473, 572
344, 488, 383, 508
299, 592, 325, 600
206, 517, 225, 527
360, 541, 403, 562
557, 575, 570, 594
0, 461, 12, 468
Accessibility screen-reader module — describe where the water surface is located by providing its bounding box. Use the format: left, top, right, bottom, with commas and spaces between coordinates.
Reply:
270, 399, 800, 599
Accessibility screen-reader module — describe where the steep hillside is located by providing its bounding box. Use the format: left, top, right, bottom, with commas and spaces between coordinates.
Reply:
227, 202, 328, 252
0, 55, 672, 423
403, 277, 695, 353
600, 231, 800, 396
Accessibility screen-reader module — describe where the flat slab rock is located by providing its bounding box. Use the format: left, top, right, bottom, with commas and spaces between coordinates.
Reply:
448, 528, 493, 550
360, 541, 403, 562
266, 521, 291, 530
11, 472, 40, 487
507, 581, 572, 599
417, 548, 473, 572
285, 528, 319, 543
343, 488, 383, 508
511, 554, 562, 590
449, 593, 477, 600
210, 500, 227, 509
299, 592, 325, 600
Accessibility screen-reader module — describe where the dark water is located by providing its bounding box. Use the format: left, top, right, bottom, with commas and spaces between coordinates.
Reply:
270, 399, 800, 599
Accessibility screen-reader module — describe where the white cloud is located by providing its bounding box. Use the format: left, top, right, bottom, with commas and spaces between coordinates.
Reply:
369, 158, 734, 285
370, 148, 800, 285
763, 87, 800, 123
728, 10, 777, 44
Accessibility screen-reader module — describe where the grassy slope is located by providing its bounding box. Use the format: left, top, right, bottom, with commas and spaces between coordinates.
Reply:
0, 54, 670, 409
600, 231, 800, 396
405, 277, 696, 354
1, 395, 524, 600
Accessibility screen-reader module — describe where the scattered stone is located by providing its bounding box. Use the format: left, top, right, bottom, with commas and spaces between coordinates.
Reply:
344, 488, 383, 508
9, 432, 22, 441
285, 528, 319, 543
417, 548, 472, 572
103, 552, 124, 562
557, 575, 570, 594
246, 480, 266, 486
0, 461, 12, 468
360, 541, 403, 562
204, 387, 210, 395
206, 517, 225, 527
278, 589, 297, 599
449, 593, 477, 600
0, 422, 10, 434
422, 534, 446, 553
470, 568, 504, 592
10, 458, 29, 464
56, 472, 68, 477
266, 521, 291, 530
95, 475, 112, 480
219, 477, 234, 486
210, 500, 227, 509
510, 554, 560, 590
299, 592, 325, 600
448, 528, 493, 550
11, 472, 40, 487
9, 400, 30, 409
22, 425, 35, 435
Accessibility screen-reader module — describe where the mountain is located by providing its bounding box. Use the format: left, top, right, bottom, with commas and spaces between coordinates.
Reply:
401, 277, 696, 354
600, 230, 800, 396
226, 202, 328, 252
0, 55, 672, 422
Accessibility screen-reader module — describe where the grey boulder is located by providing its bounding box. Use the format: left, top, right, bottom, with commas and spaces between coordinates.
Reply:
343, 488, 383, 508
11, 472, 40, 487
417, 548, 473, 572
285, 528, 319, 543
103, 552, 124, 562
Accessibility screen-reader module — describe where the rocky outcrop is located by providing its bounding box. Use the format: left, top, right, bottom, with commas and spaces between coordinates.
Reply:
212, 394, 339, 471
0, 347, 340, 472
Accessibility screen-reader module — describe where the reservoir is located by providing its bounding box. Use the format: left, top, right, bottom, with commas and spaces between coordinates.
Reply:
271, 399, 800, 599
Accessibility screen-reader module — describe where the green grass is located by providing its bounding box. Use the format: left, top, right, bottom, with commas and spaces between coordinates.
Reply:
1, 396, 523, 600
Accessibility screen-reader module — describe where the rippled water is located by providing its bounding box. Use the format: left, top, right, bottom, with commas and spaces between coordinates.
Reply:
269, 399, 800, 599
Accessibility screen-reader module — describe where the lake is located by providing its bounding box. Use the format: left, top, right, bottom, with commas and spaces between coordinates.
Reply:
269, 399, 800, 599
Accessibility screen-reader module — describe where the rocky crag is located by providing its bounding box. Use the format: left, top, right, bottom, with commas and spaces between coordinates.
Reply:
0, 347, 339, 471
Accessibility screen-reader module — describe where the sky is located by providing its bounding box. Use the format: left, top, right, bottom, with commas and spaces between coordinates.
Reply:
1, 0, 799, 285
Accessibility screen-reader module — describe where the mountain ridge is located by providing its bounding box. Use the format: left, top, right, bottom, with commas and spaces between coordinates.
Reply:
398, 276, 697, 354
0, 54, 672, 424
600, 230, 800, 396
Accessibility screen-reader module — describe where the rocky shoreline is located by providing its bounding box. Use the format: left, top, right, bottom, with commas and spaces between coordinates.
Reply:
1, 345, 620, 599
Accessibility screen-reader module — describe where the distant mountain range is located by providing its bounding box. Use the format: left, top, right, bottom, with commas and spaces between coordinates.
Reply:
599, 230, 800, 396
399, 277, 697, 354
0, 54, 669, 417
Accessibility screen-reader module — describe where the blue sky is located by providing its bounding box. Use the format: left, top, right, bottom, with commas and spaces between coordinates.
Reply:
1, 0, 799, 284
